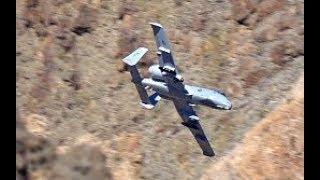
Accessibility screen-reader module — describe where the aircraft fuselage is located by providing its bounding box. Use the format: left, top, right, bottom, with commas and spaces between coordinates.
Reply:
142, 65, 232, 110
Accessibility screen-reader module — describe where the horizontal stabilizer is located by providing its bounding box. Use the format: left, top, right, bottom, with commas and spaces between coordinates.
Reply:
140, 92, 161, 110
122, 47, 148, 66
149, 92, 161, 106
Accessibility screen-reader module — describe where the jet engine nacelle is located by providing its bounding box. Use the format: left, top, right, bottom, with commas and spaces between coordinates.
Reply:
149, 64, 164, 81
149, 64, 184, 82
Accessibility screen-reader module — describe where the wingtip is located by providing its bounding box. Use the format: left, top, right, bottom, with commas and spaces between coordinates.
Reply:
149, 22, 163, 28
203, 151, 215, 157
122, 47, 149, 66
139, 47, 149, 52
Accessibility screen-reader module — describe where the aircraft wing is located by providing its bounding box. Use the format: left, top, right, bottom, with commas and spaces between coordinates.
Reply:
150, 22, 179, 74
150, 22, 171, 50
173, 99, 215, 157
158, 46, 177, 73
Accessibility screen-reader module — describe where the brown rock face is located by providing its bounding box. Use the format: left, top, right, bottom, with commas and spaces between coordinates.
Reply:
254, 13, 281, 42
16, 113, 56, 180
23, 0, 57, 29
201, 75, 304, 180
116, 27, 139, 72
72, 4, 98, 35
49, 145, 113, 180
16, 112, 112, 180
243, 69, 268, 89
229, 0, 255, 24
192, 13, 207, 32
118, 0, 139, 20
230, 0, 286, 26
118, 28, 138, 55
270, 43, 287, 66
189, 32, 203, 57
56, 30, 76, 52
30, 35, 55, 102
112, 133, 143, 180
257, 0, 284, 18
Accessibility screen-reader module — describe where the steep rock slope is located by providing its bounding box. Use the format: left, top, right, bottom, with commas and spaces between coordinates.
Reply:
201, 74, 304, 180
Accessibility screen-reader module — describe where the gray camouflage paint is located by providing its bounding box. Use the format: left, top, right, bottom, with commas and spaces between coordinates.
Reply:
122, 23, 232, 157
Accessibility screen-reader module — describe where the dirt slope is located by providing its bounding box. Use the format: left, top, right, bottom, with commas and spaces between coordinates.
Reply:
201, 74, 304, 180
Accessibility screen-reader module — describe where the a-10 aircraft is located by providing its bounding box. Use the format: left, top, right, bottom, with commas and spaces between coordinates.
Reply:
122, 22, 232, 157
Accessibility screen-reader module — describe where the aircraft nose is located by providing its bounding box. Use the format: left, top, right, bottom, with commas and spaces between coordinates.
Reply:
210, 91, 232, 110
221, 98, 232, 110
222, 100, 231, 110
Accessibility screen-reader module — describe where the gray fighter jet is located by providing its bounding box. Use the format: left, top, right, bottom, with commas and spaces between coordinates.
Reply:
122, 22, 232, 157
